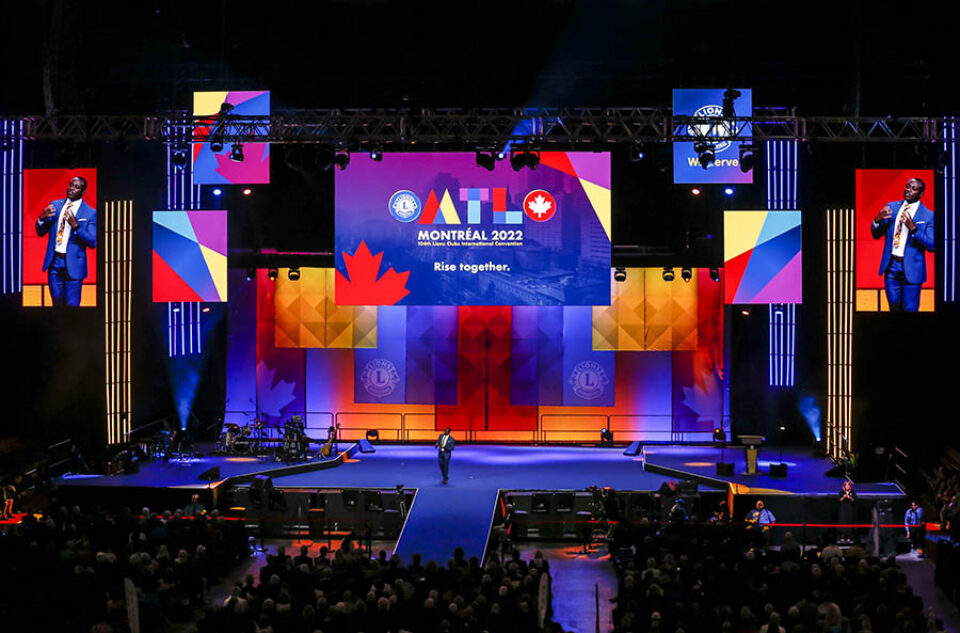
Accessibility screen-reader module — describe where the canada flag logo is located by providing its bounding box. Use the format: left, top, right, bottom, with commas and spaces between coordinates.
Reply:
523, 189, 557, 222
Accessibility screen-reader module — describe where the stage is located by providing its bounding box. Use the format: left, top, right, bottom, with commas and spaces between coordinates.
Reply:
56, 443, 906, 563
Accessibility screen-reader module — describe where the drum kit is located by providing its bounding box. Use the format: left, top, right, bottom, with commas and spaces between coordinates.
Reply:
217, 416, 318, 462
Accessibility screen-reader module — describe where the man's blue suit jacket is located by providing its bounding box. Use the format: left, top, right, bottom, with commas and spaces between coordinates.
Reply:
871, 200, 935, 284
36, 198, 97, 280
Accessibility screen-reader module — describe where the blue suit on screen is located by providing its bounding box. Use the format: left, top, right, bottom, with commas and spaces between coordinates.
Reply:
36, 198, 97, 306
871, 200, 934, 311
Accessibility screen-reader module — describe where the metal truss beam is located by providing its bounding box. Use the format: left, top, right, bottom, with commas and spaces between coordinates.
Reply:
6, 109, 956, 145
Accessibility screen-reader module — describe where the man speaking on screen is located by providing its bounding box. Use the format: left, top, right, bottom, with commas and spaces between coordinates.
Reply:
871, 177, 934, 312
35, 176, 97, 306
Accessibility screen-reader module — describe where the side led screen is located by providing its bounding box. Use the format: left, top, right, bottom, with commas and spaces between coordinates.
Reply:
334, 152, 611, 306
855, 169, 936, 312
22, 168, 98, 307
153, 210, 227, 302
192, 90, 270, 185
673, 88, 753, 184
724, 210, 802, 304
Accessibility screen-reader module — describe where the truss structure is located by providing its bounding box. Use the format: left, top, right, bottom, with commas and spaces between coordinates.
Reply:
3, 108, 955, 146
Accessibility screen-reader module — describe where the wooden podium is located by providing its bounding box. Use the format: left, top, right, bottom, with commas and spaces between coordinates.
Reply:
738, 435, 765, 475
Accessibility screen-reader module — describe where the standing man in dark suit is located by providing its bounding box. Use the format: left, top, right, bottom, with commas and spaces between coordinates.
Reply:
871, 177, 935, 312
435, 427, 455, 484
35, 176, 97, 306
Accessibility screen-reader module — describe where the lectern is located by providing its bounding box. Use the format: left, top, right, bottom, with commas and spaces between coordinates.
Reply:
738, 435, 765, 475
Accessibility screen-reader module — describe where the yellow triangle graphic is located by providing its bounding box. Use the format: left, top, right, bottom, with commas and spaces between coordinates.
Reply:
439, 189, 461, 224
580, 179, 611, 240
724, 211, 767, 262
193, 91, 230, 116
199, 244, 228, 301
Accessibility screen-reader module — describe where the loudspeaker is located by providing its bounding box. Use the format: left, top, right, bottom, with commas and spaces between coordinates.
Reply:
769, 463, 788, 477
358, 438, 376, 453
716, 463, 734, 476
198, 466, 221, 482
250, 475, 273, 509
622, 441, 642, 456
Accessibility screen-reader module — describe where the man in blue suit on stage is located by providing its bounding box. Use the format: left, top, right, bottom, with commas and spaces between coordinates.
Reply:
435, 427, 455, 484
35, 176, 97, 306
871, 177, 935, 312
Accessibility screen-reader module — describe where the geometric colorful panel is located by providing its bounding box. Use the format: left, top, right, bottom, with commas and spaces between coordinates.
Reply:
192, 91, 270, 185
724, 210, 802, 304
152, 210, 227, 302
274, 267, 377, 348
592, 268, 697, 351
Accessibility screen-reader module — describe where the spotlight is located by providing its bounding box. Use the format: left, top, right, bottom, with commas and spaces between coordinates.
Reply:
510, 150, 539, 171
713, 427, 726, 445
496, 150, 506, 161
629, 144, 645, 162
267, 268, 279, 281
476, 151, 496, 171
246, 268, 256, 281
740, 307, 751, 316
681, 267, 693, 283
288, 267, 301, 281
202, 306, 211, 313
739, 143, 759, 173
230, 144, 244, 162
600, 428, 614, 446
723, 187, 735, 196
709, 267, 720, 282
369, 148, 383, 162
209, 139, 224, 153
171, 146, 189, 167
614, 267, 627, 282
694, 140, 715, 169
242, 188, 253, 196
212, 188, 223, 196
722, 88, 742, 119
662, 267, 675, 282
690, 187, 702, 196
334, 152, 350, 171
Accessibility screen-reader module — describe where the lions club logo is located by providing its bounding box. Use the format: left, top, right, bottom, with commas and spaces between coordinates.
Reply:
389, 190, 422, 222
360, 359, 400, 397
687, 104, 736, 154
568, 361, 609, 400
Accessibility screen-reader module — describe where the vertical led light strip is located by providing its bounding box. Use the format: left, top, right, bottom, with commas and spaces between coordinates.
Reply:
1, 119, 24, 295
165, 117, 203, 357
105, 200, 133, 445
766, 139, 798, 387
826, 208, 854, 458
944, 117, 958, 303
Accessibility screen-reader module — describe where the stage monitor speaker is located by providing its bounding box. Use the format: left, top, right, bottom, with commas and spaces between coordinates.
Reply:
358, 438, 376, 453
250, 475, 273, 510
678, 480, 698, 495
531, 493, 551, 513
770, 463, 788, 477
622, 441, 642, 456
716, 463, 734, 476
555, 492, 575, 513
198, 466, 221, 482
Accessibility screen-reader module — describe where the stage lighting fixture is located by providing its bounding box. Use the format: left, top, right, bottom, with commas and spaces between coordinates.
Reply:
694, 141, 715, 169
171, 146, 189, 167
369, 148, 383, 162
600, 428, 615, 446
202, 306, 210, 313
629, 144, 646, 162
209, 139, 224, 153
739, 143, 759, 172
288, 267, 301, 281
614, 267, 627, 282
709, 267, 720, 282
690, 187, 702, 196
713, 427, 726, 445
212, 188, 223, 196
230, 144, 244, 162
496, 150, 507, 161
334, 152, 350, 171
267, 268, 279, 281
681, 267, 693, 282
510, 150, 539, 171
476, 151, 496, 171
722, 88, 741, 119
662, 267, 675, 282
242, 188, 253, 196
246, 268, 256, 281
723, 187, 735, 196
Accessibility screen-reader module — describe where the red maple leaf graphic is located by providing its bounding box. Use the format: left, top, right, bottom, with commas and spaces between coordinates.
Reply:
335, 240, 411, 305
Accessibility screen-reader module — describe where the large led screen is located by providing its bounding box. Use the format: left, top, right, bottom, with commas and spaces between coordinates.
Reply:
855, 169, 935, 312
153, 210, 228, 302
335, 152, 611, 306
723, 210, 802, 304
22, 168, 98, 307
193, 91, 270, 185
673, 88, 753, 184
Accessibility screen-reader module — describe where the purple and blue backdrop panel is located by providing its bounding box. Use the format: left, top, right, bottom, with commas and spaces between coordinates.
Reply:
405, 306, 459, 405
355, 305, 407, 404
224, 268, 259, 424
673, 88, 753, 184
672, 350, 725, 435
510, 306, 540, 406
562, 306, 615, 406
334, 152, 611, 306
723, 210, 802, 304
305, 347, 354, 425
256, 269, 306, 421
192, 91, 270, 185
152, 210, 227, 302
